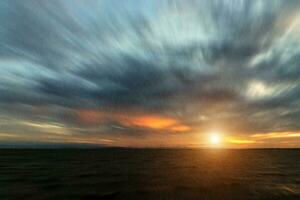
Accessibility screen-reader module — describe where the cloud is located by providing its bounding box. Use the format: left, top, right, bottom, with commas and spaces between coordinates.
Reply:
76, 109, 191, 133
0, 0, 300, 146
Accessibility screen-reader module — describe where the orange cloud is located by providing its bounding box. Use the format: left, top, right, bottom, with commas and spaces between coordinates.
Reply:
171, 125, 191, 132
119, 114, 191, 133
251, 132, 300, 139
77, 109, 190, 133
120, 115, 177, 129
224, 132, 300, 148
228, 138, 255, 144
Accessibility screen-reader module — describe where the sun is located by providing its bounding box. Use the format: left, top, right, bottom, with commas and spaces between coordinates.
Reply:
208, 132, 223, 146
210, 134, 220, 144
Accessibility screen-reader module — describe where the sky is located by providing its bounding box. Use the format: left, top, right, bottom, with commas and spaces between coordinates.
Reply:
0, 0, 300, 148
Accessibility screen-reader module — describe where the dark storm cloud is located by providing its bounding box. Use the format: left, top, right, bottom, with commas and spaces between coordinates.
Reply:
0, 0, 300, 137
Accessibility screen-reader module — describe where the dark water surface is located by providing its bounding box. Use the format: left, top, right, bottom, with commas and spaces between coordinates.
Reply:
0, 149, 299, 200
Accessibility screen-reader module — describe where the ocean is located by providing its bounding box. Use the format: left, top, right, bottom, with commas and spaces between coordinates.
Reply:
0, 149, 299, 200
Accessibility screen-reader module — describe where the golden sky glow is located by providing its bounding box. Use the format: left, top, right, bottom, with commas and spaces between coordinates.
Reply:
1, 128, 300, 148
0, 109, 300, 148
1, 114, 299, 148
228, 139, 255, 144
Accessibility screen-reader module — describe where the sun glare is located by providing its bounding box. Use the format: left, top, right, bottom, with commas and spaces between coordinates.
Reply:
208, 132, 222, 147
